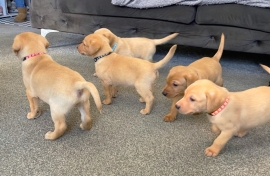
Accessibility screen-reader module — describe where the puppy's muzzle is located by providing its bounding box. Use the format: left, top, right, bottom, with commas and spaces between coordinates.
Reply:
162, 91, 168, 96
175, 104, 180, 110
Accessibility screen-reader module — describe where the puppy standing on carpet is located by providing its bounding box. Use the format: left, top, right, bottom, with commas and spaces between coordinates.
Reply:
162, 33, 225, 122
78, 33, 177, 115
175, 79, 270, 157
94, 28, 178, 61
12, 32, 102, 140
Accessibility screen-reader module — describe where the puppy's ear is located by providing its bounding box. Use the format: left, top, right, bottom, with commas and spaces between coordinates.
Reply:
12, 36, 21, 56
205, 88, 227, 114
87, 39, 101, 56
98, 29, 115, 45
39, 35, 50, 49
184, 73, 199, 87
205, 90, 216, 113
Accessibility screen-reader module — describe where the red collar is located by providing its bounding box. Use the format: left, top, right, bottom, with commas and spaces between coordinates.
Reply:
210, 98, 229, 116
23, 52, 46, 61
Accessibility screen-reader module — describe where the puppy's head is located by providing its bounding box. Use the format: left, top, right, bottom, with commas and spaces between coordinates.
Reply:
12, 32, 49, 60
175, 79, 227, 115
162, 66, 199, 98
77, 34, 111, 58
94, 28, 117, 46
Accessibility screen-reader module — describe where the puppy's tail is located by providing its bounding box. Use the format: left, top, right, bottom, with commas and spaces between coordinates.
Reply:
260, 64, 270, 74
212, 33, 225, 61
75, 82, 102, 113
153, 33, 179, 45
153, 45, 177, 70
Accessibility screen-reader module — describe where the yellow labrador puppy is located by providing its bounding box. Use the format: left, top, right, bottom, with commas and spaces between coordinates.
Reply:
94, 28, 178, 61
162, 33, 225, 122
176, 79, 270, 157
78, 33, 177, 115
12, 32, 102, 140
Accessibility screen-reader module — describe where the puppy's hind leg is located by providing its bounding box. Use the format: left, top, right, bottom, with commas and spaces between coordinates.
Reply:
135, 84, 154, 115
235, 130, 248, 138
78, 99, 92, 130
45, 106, 67, 140
215, 77, 224, 87
26, 90, 41, 119
111, 86, 118, 98
101, 81, 113, 105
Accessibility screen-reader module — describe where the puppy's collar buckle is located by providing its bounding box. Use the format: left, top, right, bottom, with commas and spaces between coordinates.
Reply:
23, 52, 46, 61
210, 97, 229, 116
94, 51, 112, 62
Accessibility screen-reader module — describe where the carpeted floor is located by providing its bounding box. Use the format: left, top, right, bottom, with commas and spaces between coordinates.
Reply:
0, 23, 270, 176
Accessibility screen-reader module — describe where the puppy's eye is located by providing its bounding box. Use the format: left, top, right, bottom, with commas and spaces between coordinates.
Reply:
190, 97, 195, 102
173, 83, 178, 87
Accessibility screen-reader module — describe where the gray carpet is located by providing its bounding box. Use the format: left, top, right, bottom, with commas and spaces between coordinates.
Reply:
1, 23, 270, 176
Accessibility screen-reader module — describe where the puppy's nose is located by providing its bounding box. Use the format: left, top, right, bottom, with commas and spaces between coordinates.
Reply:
162, 92, 167, 96
175, 104, 180, 110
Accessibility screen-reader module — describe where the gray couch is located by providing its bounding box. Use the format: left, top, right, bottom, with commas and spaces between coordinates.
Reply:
30, 0, 270, 55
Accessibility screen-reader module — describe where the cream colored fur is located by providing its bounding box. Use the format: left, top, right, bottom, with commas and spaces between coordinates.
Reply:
78, 33, 177, 115
94, 28, 178, 61
12, 32, 102, 140
176, 79, 270, 157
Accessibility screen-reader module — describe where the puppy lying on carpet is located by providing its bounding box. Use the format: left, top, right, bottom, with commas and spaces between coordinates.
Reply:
162, 34, 225, 122
94, 28, 178, 61
78, 33, 177, 115
176, 79, 270, 157
12, 32, 102, 140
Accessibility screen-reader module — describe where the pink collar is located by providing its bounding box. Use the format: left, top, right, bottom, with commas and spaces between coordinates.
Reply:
210, 98, 229, 116
23, 52, 46, 61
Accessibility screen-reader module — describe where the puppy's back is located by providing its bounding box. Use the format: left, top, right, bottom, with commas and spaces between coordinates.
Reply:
231, 86, 270, 128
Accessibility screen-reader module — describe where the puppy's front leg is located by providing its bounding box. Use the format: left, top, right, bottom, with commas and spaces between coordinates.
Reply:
26, 90, 41, 119
205, 130, 234, 157
163, 95, 182, 122
101, 81, 113, 105
45, 107, 67, 140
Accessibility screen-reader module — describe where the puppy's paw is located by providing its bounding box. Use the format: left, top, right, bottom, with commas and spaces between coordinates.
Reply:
163, 114, 176, 122
103, 99, 112, 105
27, 109, 41, 119
45, 131, 58, 140
139, 97, 145, 103
80, 122, 92, 130
205, 146, 220, 157
140, 109, 149, 115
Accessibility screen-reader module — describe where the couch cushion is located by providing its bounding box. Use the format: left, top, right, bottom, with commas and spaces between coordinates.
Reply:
196, 4, 270, 33
58, 0, 196, 24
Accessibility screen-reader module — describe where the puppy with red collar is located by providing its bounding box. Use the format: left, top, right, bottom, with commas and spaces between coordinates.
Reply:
176, 79, 270, 157
12, 32, 102, 140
